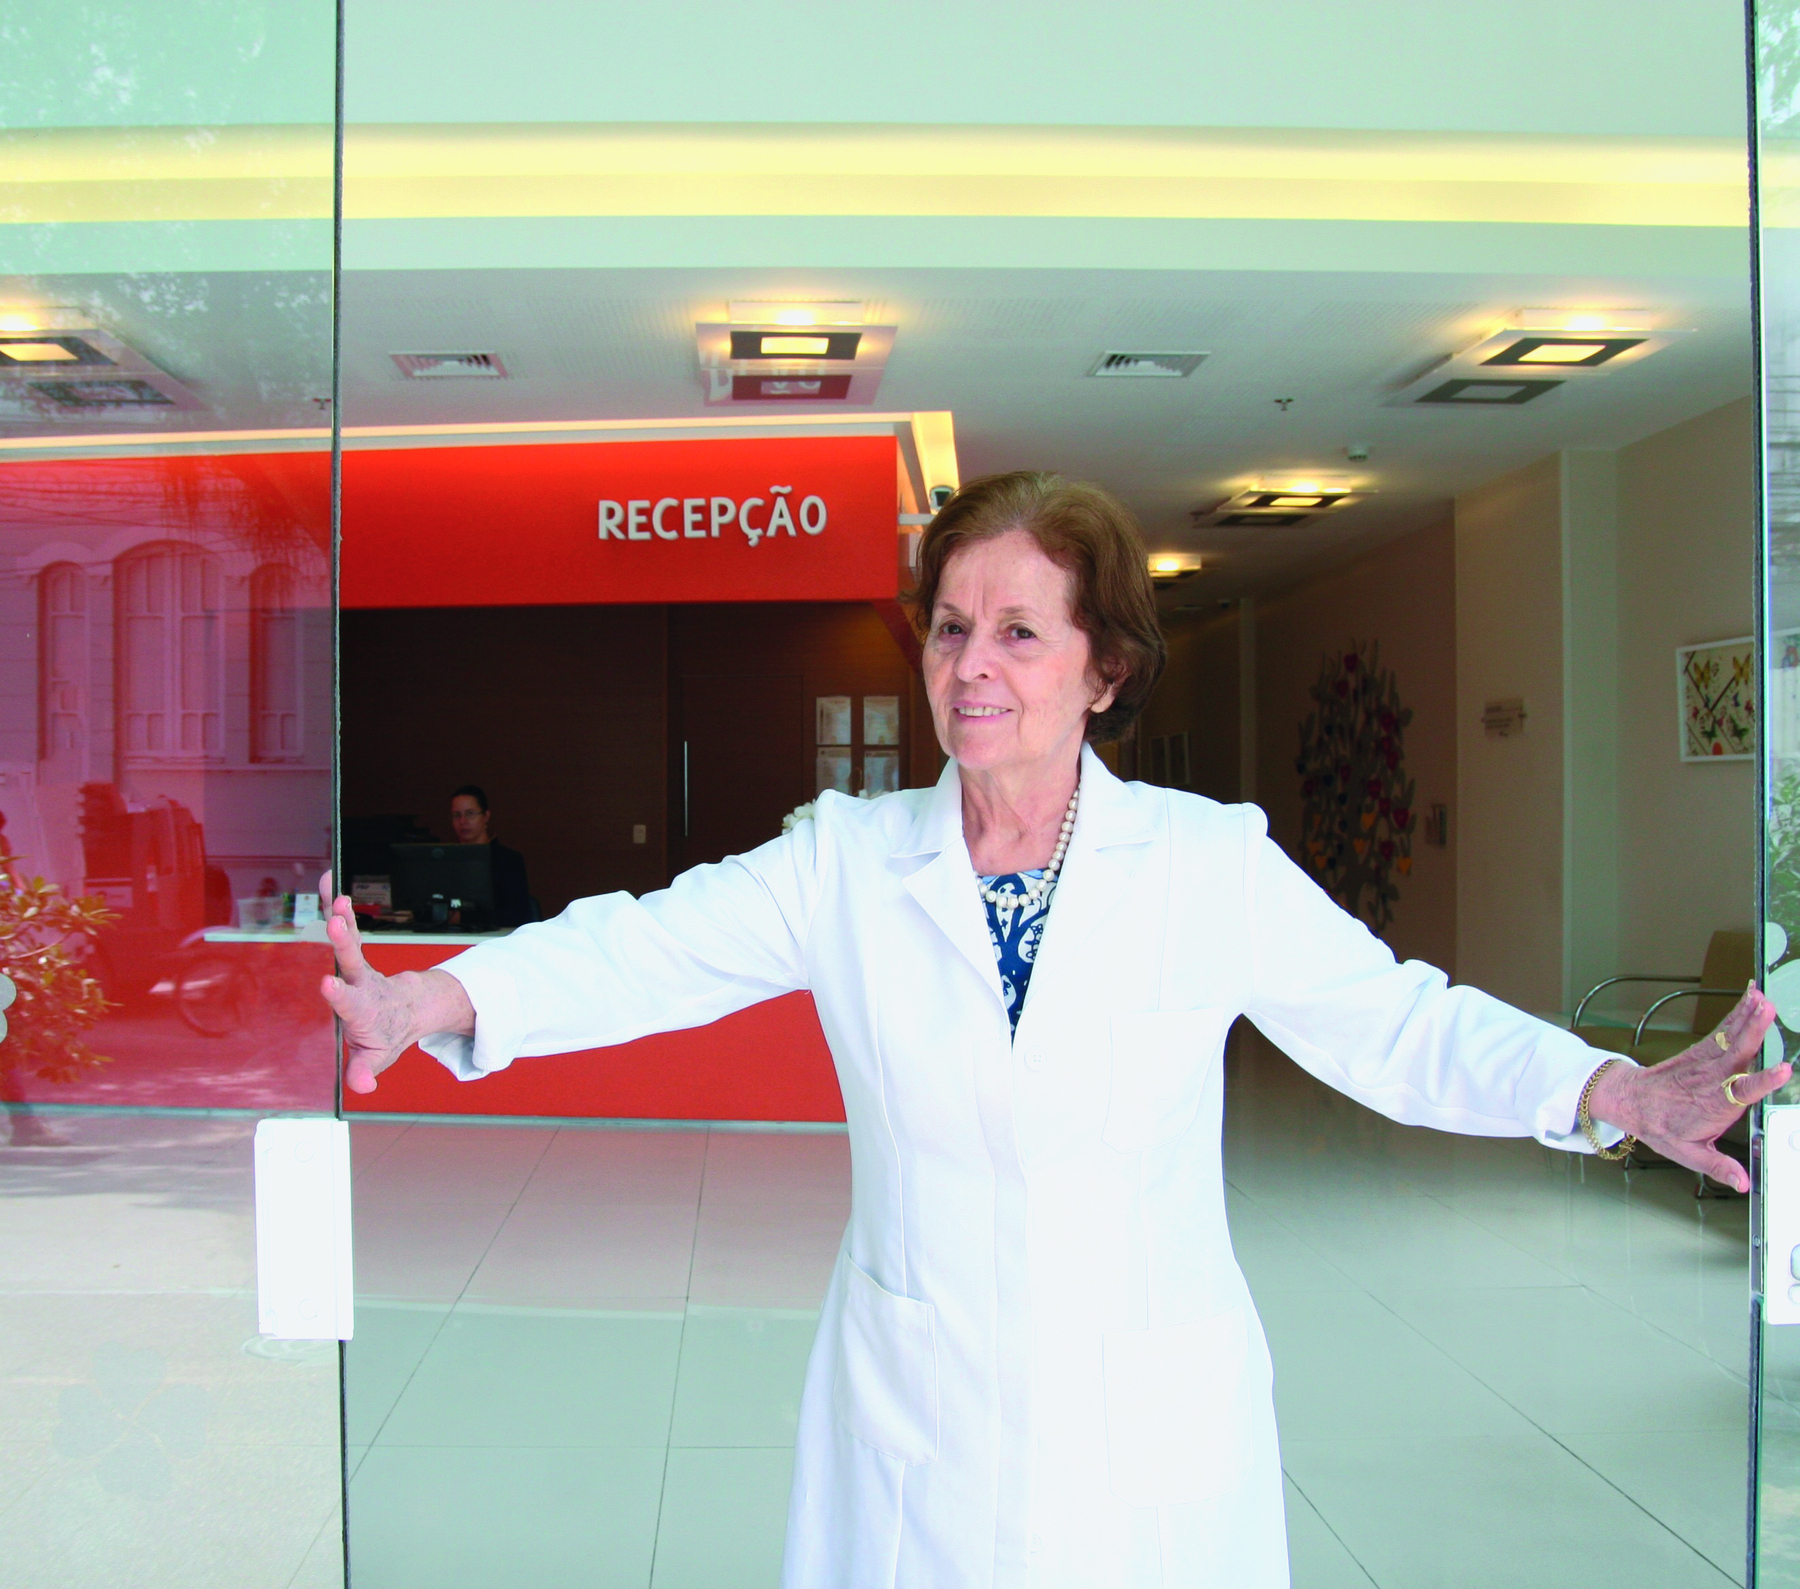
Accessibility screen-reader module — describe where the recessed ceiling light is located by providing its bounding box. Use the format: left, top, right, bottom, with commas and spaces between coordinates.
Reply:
1254, 492, 1346, 510
0, 335, 112, 368
1217, 512, 1310, 528
729, 374, 855, 402
759, 335, 833, 356
728, 300, 864, 328
0, 341, 78, 363
1414, 377, 1561, 405
1483, 336, 1643, 369
1518, 307, 1654, 335
1147, 554, 1201, 582
728, 329, 863, 362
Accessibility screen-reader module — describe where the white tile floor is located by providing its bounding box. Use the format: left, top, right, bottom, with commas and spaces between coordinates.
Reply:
0, 1021, 1776, 1588
339, 1029, 1766, 1589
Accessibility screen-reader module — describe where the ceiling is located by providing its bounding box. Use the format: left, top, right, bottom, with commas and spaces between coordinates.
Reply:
0, 256, 1753, 601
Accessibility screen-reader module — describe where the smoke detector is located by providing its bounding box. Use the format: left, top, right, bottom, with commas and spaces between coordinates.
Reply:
1088, 352, 1208, 379
390, 352, 509, 380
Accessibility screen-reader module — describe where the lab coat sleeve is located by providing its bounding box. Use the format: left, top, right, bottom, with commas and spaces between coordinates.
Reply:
1239, 809, 1626, 1153
418, 817, 823, 1081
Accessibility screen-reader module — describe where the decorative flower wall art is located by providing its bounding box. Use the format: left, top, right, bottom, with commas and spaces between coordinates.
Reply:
1295, 641, 1416, 935
1677, 636, 1755, 761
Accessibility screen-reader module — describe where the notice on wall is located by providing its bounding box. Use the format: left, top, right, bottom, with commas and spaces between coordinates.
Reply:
342, 434, 898, 608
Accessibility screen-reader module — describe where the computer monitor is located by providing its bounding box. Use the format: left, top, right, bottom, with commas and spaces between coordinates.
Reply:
389, 842, 495, 928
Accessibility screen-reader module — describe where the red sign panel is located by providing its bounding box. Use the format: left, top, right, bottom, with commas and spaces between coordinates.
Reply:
341, 433, 899, 608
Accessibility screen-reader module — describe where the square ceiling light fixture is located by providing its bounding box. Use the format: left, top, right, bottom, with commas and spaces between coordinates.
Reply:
1387, 308, 1688, 409
1191, 477, 1367, 529
1148, 553, 1203, 584
0, 322, 202, 419
698, 301, 895, 405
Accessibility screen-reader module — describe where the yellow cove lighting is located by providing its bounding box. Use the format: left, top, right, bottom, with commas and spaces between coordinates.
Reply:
728, 300, 864, 327
0, 341, 78, 362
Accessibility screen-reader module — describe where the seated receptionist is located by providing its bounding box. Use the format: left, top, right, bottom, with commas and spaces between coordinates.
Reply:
449, 784, 534, 928
323, 472, 1782, 1587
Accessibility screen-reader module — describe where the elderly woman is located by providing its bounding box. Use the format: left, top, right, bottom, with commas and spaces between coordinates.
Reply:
321, 471, 1782, 1589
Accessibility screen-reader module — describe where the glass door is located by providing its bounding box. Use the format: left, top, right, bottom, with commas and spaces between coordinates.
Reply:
0, 6, 345, 1584
1759, 6, 1800, 1584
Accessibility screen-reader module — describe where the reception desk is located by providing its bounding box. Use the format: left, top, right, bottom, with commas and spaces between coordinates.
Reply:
276, 928, 846, 1123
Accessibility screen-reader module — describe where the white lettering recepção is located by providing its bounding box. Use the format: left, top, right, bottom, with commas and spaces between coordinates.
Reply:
597, 490, 832, 548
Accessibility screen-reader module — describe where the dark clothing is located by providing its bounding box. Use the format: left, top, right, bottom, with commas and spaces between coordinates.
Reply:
488, 841, 535, 928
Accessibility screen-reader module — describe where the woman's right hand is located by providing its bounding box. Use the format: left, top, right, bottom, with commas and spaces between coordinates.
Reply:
317, 872, 475, 1094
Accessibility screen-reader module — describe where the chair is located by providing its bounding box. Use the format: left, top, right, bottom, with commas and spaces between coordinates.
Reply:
1572, 930, 1754, 1066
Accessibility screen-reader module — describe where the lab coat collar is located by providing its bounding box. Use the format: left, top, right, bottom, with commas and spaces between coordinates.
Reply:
894, 744, 1152, 861
894, 746, 1157, 1013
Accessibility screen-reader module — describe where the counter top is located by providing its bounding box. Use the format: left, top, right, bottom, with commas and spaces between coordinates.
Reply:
203, 925, 511, 945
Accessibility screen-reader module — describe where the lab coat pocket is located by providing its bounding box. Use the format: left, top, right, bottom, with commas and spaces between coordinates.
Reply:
833, 1256, 940, 1465
1103, 1310, 1251, 1507
1104, 1008, 1233, 1152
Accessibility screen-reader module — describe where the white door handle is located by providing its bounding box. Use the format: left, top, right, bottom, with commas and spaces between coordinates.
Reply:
254, 1117, 353, 1340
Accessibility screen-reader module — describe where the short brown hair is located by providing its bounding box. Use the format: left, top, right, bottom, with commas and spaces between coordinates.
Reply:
908, 471, 1166, 743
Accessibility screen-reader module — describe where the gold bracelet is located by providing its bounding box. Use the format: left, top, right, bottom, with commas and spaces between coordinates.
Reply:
1578, 1057, 1638, 1162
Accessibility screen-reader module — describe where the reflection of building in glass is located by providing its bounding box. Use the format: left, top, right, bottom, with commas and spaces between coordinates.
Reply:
0, 454, 331, 982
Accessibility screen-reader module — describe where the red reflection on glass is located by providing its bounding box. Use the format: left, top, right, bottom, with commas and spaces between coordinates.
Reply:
0, 451, 335, 1112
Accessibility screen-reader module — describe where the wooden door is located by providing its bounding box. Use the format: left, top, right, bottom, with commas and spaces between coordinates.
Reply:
674, 672, 806, 871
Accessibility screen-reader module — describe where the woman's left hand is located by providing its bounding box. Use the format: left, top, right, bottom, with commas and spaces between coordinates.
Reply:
1587, 986, 1789, 1193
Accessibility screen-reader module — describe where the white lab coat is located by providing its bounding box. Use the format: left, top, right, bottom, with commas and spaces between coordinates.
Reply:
423, 746, 1613, 1589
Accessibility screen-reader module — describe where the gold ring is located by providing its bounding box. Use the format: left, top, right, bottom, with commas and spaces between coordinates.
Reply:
1724, 1072, 1753, 1107
1714, 1031, 1731, 1052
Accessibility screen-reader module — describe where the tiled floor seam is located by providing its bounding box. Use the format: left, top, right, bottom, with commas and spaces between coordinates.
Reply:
282, 1505, 343, 1589
359, 1124, 558, 1453
1356, 1284, 1746, 1585
644, 1124, 710, 1589
1280, 1467, 1381, 1588
1229, 1167, 1745, 1582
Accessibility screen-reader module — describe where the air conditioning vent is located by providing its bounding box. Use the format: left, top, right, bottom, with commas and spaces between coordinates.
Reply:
29, 378, 174, 409
391, 352, 509, 380
1088, 351, 1208, 379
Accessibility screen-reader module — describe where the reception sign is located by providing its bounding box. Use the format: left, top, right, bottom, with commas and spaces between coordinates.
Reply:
341, 433, 899, 608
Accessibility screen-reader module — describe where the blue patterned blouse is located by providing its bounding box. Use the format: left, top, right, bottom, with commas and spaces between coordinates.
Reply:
978, 870, 1053, 1035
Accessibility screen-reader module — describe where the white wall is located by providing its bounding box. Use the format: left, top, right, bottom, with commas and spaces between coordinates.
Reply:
1455, 456, 1568, 1014
1615, 399, 1757, 974
1453, 398, 1757, 1017
1256, 520, 1459, 975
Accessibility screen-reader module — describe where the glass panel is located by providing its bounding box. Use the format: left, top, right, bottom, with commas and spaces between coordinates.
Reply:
342, 9, 1761, 1587
1760, 7, 1800, 1582
0, 5, 343, 1584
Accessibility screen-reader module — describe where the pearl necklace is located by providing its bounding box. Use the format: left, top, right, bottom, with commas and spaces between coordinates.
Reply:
974, 784, 1080, 917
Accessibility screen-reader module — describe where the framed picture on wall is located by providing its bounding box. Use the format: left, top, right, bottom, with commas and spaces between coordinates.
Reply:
815, 695, 851, 747
1677, 636, 1755, 761
1149, 735, 1168, 785
815, 750, 853, 795
863, 750, 900, 794
863, 695, 901, 747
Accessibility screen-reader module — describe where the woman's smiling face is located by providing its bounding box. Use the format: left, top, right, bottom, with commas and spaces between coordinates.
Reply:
924, 528, 1116, 776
